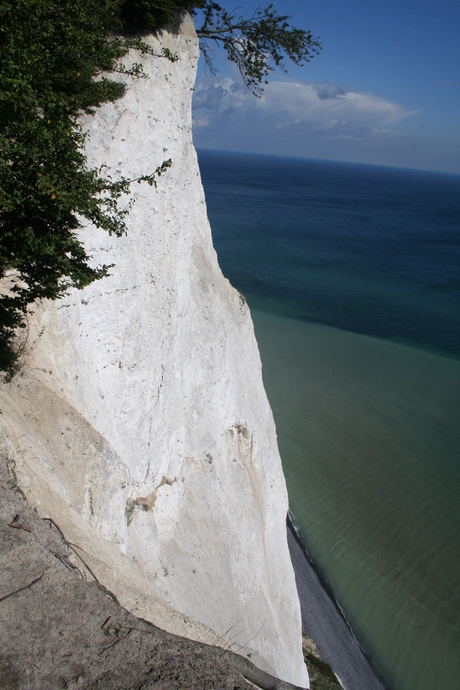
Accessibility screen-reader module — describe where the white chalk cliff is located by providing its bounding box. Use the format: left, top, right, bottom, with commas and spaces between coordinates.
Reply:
0, 14, 307, 687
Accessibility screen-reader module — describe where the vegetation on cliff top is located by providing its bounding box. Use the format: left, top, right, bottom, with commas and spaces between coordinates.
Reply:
0, 1, 320, 375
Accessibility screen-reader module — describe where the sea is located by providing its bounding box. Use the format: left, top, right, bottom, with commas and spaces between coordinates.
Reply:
196, 149, 460, 690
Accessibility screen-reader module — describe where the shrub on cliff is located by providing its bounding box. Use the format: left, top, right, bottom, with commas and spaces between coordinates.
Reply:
119, 0, 205, 32
0, 0, 187, 374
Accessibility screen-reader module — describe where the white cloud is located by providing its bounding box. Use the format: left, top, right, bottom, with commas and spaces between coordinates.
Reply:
192, 76, 417, 136
193, 116, 210, 129
191, 74, 460, 171
191, 71, 459, 172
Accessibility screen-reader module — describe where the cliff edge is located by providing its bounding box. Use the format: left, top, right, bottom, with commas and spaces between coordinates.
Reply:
0, 14, 307, 687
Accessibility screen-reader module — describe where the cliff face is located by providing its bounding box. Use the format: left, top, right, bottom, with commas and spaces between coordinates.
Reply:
0, 15, 307, 687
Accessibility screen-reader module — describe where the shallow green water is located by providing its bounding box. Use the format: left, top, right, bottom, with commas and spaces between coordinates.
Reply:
197, 150, 460, 689
252, 309, 460, 690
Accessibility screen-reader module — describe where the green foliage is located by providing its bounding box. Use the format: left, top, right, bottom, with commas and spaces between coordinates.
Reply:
304, 651, 341, 689
196, 2, 321, 95
0, 0, 319, 374
0, 0, 195, 374
118, 0, 205, 33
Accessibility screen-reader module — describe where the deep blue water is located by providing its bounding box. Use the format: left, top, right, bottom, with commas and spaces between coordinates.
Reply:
197, 149, 460, 690
197, 149, 460, 359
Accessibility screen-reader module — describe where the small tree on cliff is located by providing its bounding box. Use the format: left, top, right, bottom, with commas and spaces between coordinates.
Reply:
0, 1, 320, 375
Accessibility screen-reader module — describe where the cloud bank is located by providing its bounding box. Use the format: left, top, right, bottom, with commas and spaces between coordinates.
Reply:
193, 76, 416, 135
191, 75, 459, 171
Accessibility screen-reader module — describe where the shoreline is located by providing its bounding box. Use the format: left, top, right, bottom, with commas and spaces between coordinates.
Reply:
287, 514, 390, 690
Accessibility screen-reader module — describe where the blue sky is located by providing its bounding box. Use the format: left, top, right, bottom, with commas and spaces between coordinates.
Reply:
192, 1, 460, 173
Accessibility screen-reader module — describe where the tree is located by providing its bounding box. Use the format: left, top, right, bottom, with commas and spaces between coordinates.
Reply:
0, 1, 319, 375
195, 3, 321, 96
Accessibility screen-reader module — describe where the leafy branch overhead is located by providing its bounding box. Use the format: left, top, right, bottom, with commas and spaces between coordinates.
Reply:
196, 3, 321, 95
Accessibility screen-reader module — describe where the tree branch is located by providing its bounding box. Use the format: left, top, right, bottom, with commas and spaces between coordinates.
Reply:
195, 2, 321, 96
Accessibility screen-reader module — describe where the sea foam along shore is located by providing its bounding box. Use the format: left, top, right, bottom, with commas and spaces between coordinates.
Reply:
287, 514, 389, 690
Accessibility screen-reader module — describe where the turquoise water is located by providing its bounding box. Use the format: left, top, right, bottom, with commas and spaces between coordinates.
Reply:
197, 150, 460, 690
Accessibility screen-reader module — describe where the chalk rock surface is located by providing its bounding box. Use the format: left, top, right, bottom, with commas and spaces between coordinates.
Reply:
0, 460, 304, 690
0, 14, 307, 687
